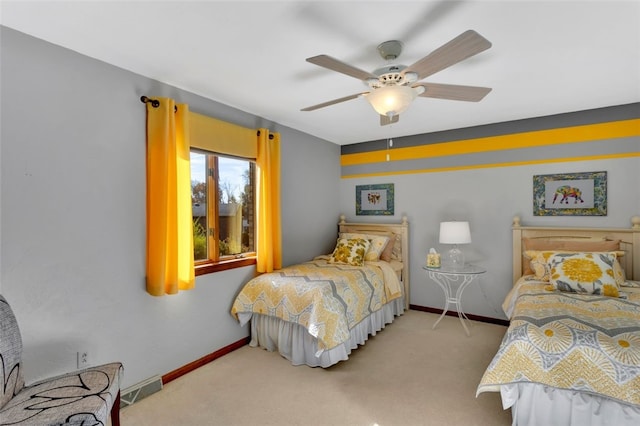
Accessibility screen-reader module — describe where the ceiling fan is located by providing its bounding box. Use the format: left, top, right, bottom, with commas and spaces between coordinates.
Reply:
301, 30, 492, 126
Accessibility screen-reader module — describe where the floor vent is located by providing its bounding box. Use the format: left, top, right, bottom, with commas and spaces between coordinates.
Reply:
120, 375, 163, 408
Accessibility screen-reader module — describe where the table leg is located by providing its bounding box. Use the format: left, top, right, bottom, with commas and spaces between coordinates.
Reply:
431, 273, 451, 330
455, 275, 475, 336
429, 271, 476, 336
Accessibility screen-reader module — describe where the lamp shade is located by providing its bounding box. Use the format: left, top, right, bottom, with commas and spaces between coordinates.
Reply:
439, 221, 471, 245
365, 85, 423, 117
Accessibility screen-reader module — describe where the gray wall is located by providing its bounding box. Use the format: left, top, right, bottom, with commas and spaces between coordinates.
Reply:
0, 26, 340, 389
339, 130, 640, 320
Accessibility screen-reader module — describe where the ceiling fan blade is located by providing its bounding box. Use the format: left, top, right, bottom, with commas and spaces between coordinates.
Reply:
404, 30, 492, 80
380, 114, 400, 126
306, 55, 378, 81
415, 83, 492, 102
397, 1, 463, 47
301, 92, 368, 112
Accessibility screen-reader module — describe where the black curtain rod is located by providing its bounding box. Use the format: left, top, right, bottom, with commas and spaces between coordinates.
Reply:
140, 96, 177, 112
256, 130, 274, 140
142, 97, 272, 137
140, 95, 160, 107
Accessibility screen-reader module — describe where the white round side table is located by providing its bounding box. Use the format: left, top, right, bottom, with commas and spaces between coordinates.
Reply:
423, 264, 486, 336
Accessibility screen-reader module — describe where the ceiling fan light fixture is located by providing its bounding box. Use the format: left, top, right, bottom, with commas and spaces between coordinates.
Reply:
365, 85, 422, 117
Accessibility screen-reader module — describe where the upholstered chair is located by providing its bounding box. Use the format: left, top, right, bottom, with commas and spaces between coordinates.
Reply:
0, 295, 123, 425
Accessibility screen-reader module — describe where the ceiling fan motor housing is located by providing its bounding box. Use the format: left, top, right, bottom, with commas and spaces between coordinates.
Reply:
368, 65, 418, 89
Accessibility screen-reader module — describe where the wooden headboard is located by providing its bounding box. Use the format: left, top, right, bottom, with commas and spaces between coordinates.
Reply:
512, 215, 640, 283
338, 215, 410, 309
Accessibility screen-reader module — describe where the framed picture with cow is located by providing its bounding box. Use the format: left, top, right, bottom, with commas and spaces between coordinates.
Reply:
533, 171, 607, 216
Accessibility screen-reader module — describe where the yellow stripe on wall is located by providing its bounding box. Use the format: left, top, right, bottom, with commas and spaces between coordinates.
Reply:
341, 119, 640, 167
342, 151, 640, 179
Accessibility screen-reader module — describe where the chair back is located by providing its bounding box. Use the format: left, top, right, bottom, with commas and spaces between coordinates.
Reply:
0, 295, 25, 409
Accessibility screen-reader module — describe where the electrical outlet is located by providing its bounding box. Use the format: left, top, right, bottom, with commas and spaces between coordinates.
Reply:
77, 351, 89, 369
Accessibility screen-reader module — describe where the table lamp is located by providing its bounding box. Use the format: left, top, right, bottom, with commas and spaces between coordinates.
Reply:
439, 221, 471, 269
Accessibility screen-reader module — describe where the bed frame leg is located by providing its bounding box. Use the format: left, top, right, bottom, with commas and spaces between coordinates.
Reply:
111, 390, 121, 426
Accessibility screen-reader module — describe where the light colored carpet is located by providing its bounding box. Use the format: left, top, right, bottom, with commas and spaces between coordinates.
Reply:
119, 310, 512, 425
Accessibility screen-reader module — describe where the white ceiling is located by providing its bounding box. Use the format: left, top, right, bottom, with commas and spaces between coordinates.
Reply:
2, 1, 639, 145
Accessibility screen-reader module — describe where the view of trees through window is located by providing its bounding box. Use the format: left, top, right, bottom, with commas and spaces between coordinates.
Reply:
190, 151, 255, 263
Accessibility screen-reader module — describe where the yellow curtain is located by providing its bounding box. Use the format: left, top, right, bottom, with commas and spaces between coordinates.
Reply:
145, 98, 195, 296
256, 129, 282, 272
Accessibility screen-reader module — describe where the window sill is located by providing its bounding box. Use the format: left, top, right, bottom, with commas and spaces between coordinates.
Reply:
195, 257, 256, 276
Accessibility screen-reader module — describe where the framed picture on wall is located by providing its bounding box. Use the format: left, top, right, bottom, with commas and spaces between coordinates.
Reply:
533, 171, 607, 216
356, 183, 394, 216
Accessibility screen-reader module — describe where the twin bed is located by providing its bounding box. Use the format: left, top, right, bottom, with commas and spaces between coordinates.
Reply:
477, 216, 640, 425
231, 215, 409, 368
230, 213, 640, 424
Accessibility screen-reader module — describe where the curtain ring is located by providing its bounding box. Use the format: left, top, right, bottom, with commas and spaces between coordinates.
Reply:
257, 130, 274, 140
140, 96, 160, 108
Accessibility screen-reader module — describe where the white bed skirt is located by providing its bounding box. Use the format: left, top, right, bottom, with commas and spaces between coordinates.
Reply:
236, 297, 405, 367
500, 383, 640, 426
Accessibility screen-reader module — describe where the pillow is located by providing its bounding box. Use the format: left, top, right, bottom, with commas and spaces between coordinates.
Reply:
329, 238, 370, 266
524, 250, 560, 281
522, 238, 620, 275
613, 258, 627, 287
341, 227, 403, 261
340, 232, 390, 261
524, 250, 623, 282
376, 231, 402, 261
379, 233, 397, 262
548, 252, 620, 297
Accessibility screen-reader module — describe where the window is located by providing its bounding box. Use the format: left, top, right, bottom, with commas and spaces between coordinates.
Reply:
191, 149, 256, 274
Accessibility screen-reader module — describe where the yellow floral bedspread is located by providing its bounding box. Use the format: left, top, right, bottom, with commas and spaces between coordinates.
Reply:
477, 278, 640, 407
230, 258, 402, 352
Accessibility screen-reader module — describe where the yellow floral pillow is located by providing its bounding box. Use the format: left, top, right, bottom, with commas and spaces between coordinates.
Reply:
525, 250, 624, 283
340, 233, 390, 261
548, 252, 620, 297
329, 238, 371, 266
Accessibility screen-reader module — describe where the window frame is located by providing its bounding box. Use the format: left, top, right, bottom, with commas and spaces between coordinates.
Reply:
192, 149, 257, 276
